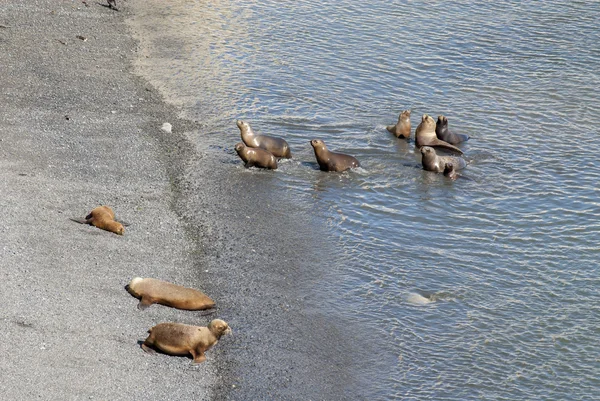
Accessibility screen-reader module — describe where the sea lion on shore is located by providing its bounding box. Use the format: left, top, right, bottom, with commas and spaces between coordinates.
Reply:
70, 205, 124, 235
386, 110, 411, 139
234, 142, 278, 170
415, 114, 463, 154
236, 120, 292, 158
310, 139, 360, 172
420, 146, 466, 173
126, 277, 215, 311
142, 320, 232, 364
443, 162, 459, 180
436, 115, 469, 144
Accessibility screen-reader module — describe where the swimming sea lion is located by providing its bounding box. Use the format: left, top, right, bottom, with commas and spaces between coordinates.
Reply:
142, 319, 232, 364
415, 114, 463, 154
386, 109, 411, 139
443, 162, 459, 180
236, 120, 292, 158
234, 142, 278, 170
126, 277, 215, 311
420, 146, 466, 173
310, 139, 360, 172
70, 205, 124, 235
436, 115, 469, 144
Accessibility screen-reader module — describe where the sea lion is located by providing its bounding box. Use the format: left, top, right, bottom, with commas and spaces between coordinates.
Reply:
420, 146, 466, 173
386, 109, 411, 139
70, 205, 125, 235
415, 114, 463, 154
142, 319, 232, 364
310, 139, 360, 172
126, 277, 215, 311
443, 162, 460, 180
234, 142, 278, 170
236, 120, 292, 158
436, 115, 469, 144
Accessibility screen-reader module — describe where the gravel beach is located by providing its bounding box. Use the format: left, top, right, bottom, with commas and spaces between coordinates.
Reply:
1, 1, 361, 400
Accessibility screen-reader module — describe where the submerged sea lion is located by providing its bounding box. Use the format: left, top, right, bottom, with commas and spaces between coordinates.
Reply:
443, 162, 459, 180
70, 205, 125, 235
142, 319, 232, 364
126, 277, 215, 311
236, 120, 292, 158
310, 139, 360, 172
386, 110, 411, 139
415, 114, 463, 154
436, 115, 469, 144
420, 146, 466, 173
234, 142, 278, 170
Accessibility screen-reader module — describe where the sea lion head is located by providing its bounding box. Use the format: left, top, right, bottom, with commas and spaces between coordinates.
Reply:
420, 146, 436, 158
401, 110, 411, 119
208, 319, 232, 336
437, 115, 448, 128
114, 223, 125, 235
420, 114, 436, 130
444, 162, 454, 174
234, 142, 245, 153
126, 277, 144, 295
310, 139, 326, 150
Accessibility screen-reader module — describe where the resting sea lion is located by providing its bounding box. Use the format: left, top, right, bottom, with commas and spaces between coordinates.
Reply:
310, 139, 360, 172
70, 205, 125, 235
236, 120, 292, 158
415, 114, 463, 154
386, 110, 411, 139
126, 277, 215, 311
443, 162, 459, 180
436, 115, 469, 144
234, 142, 278, 169
420, 146, 466, 173
142, 319, 232, 364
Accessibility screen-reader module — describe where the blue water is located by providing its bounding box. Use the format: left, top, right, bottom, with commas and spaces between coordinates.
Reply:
130, 1, 600, 398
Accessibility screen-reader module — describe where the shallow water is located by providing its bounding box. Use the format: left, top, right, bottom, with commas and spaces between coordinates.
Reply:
130, 1, 600, 399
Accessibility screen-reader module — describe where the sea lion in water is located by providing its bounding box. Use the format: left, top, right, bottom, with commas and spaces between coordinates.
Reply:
420, 146, 466, 173
70, 205, 125, 235
443, 162, 459, 180
236, 120, 292, 158
386, 109, 411, 139
126, 277, 215, 311
436, 115, 469, 144
142, 319, 232, 364
234, 142, 278, 170
310, 139, 360, 172
415, 114, 463, 154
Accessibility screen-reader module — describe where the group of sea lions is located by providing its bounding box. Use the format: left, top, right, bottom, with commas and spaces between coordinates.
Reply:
71, 206, 231, 363
234, 120, 360, 172
233, 111, 469, 177
388, 110, 470, 179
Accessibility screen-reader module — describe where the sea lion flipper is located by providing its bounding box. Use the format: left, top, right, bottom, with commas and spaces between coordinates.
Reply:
117, 219, 131, 227
69, 217, 90, 225
386, 125, 395, 133
141, 343, 156, 354
137, 298, 153, 310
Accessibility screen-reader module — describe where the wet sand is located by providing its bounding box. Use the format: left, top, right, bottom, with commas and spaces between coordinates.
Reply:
1, 1, 360, 400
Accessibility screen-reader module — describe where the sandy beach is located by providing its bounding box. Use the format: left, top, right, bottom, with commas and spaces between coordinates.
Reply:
1, 1, 359, 399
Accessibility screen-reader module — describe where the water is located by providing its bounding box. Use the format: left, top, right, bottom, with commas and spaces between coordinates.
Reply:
130, 1, 600, 399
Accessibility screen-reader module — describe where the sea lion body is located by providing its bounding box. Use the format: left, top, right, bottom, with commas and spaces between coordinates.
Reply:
436, 115, 469, 144
443, 162, 459, 180
142, 319, 231, 364
420, 146, 466, 173
386, 109, 411, 139
415, 114, 463, 154
310, 139, 360, 172
236, 120, 292, 158
234, 142, 278, 169
126, 277, 215, 311
70, 205, 124, 235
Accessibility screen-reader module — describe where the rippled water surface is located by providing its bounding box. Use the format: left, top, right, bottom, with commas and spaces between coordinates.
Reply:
131, 1, 600, 399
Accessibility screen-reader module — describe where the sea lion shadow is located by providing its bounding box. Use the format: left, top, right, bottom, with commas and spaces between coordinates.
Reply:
138, 341, 199, 362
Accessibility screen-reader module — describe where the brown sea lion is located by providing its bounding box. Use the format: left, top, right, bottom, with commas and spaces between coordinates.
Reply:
70, 205, 125, 235
420, 146, 466, 173
141, 319, 232, 364
126, 277, 215, 311
310, 139, 360, 172
234, 142, 278, 170
436, 115, 469, 144
443, 162, 459, 180
415, 114, 463, 154
236, 120, 292, 158
386, 109, 411, 139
